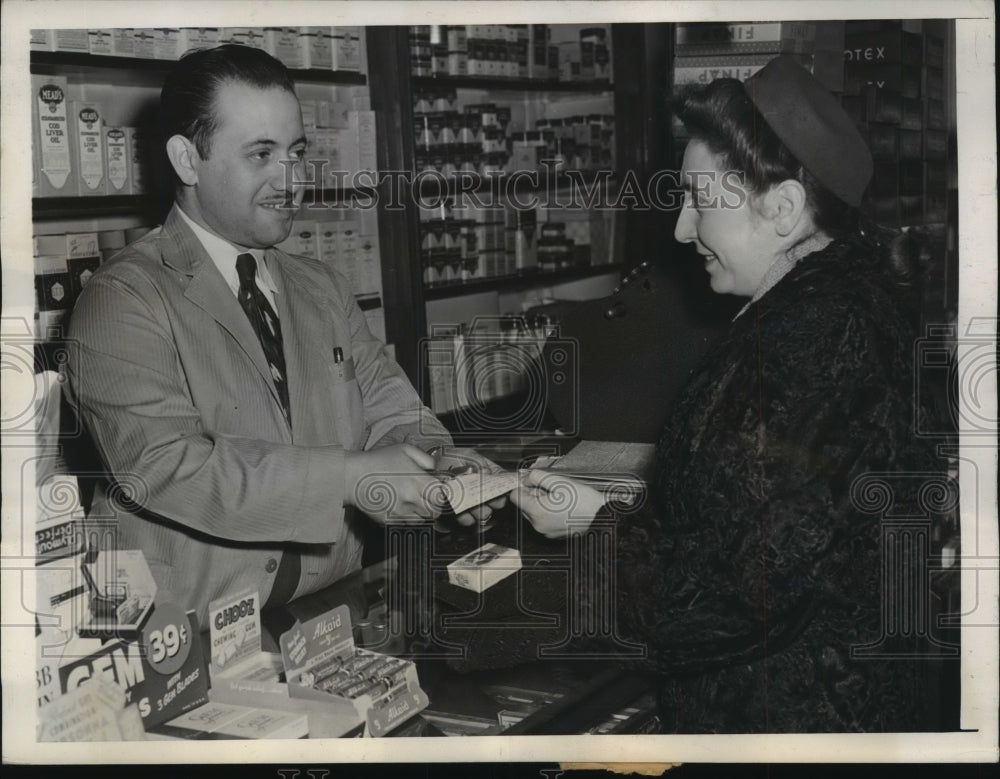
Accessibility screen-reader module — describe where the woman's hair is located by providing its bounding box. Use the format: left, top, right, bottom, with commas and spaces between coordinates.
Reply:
672, 78, 855, 238
673, 78, 923, 311
160, 44, 297, 159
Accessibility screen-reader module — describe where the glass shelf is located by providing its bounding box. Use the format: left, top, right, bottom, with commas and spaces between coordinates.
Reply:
423, 263, 621, 300
411, 74, 612, 93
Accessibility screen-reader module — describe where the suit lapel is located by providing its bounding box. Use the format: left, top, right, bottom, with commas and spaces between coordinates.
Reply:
160, 208, 285, 414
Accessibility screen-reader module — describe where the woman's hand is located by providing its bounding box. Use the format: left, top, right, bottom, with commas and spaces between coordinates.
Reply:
509, 469, 606, 538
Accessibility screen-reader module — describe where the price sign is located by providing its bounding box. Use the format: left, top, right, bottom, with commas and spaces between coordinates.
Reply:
141, 602, 192, 676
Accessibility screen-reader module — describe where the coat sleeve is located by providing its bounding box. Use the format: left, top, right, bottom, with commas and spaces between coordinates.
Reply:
616, 298, 927, 678
66, 265, 352, 545
333, 274, 452, 452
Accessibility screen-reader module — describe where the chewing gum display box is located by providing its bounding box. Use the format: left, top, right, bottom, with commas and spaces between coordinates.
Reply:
446, 543, 522, 593
207, 590, 283, 685
279, 604, 428, 737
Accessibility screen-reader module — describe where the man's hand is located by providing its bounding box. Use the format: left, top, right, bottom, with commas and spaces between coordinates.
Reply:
430, 447, 507, 529
344, 444, 447, 524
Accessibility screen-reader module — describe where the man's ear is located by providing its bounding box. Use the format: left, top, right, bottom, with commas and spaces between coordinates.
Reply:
165, 135, 200, 187
764, 179, 809, 237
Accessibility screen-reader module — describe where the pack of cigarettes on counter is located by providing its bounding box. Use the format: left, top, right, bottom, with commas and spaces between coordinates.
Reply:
77, 548, 156, 638
447, 543, 522, 593
278, 604, 428, 737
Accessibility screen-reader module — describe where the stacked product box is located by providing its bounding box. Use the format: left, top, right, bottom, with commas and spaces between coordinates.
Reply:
672, 21, 845, 152
843, 20, 948, 227
33, 232, 100, 339
410, 25, 593, 80
32, 228, 149, 339
33, 27, 364, 71
32, 85, 147, 199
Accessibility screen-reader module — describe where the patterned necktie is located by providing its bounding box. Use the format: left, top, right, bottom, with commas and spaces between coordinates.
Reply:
235, 253, 291, 426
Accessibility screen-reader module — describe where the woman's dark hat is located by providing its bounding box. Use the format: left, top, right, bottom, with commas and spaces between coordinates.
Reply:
744, 55, 873, 207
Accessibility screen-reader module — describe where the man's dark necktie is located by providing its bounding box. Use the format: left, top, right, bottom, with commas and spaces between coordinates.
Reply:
235, 253, 291, 426
236, 253, 300, 607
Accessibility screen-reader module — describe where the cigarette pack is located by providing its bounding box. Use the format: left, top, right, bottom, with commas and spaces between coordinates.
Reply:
300, 27, 333, 70
265, 27, 303, 68
447, 543, 522, 593
132, 29, 157, 59
332, 27, 362, 71
53, 29, 90, 53
66, 231, 100, 258
104, 126, 130, 195
279, 604, 428, 737
33, 75, 74, 197
88, 29, 114, 56
153, 28, 182, 60
177, 28, 219, 53
67, 255, 101, 301
112, 29, 135, 57
31, 29, 54, 51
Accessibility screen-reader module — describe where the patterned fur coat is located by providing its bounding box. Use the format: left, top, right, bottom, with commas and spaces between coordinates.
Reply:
438, 237, 953, 733
618, 236, 950, 732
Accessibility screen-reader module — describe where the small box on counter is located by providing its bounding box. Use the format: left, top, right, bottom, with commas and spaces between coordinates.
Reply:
265, 27, 304, 68
333, 26, 363, 71
279, 604, 429, 737
447, 543, 522, 593
112, 29, 135, 57
300, 27, 333, 70
153, 28, 182, 60
31, 29, 54, 51
67, 255, 101, 300
53, 29, 90, 53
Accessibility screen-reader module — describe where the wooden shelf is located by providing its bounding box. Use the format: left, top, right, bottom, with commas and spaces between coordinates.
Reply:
413, 171, 617, 201
411, 74, 612, 93
33, 189, 365, 221
423, 263, 622, 300
30, 51, 367, 86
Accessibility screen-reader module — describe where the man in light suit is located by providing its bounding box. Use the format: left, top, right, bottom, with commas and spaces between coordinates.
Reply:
66, 45, 498, 627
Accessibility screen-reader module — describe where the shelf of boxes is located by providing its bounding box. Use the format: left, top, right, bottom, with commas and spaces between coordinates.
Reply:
31, 26, 389, 347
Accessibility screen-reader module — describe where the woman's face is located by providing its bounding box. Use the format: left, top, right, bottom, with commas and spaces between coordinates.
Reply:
674, 140, 781, 297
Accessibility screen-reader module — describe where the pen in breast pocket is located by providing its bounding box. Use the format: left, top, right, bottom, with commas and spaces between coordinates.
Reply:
333, 346, 345, 380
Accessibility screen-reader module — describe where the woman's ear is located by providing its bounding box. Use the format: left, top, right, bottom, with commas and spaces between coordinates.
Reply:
165, 134, 199, 187
764, 179, 809, 237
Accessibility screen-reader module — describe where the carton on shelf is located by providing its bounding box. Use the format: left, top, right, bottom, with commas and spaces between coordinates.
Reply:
70, 101, 105, 196
104, 127, 130, 195
32, 75, 75, 197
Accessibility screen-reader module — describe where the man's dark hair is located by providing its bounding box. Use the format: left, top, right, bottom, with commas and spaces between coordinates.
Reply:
160, 44, 297, 159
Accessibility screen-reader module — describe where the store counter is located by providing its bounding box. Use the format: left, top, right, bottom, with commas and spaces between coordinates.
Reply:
257, 503, 660, 737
